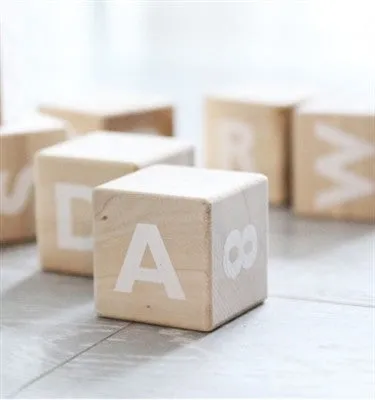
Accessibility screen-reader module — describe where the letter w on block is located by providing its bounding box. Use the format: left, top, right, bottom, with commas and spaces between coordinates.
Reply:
115, 223, 186, 300
0, 166, 33, 215
314, 123, 375, 209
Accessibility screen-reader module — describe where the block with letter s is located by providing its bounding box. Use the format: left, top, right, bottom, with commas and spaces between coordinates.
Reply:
0, 117, 67, 243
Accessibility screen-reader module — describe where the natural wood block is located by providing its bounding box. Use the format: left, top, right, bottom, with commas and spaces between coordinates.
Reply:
35, 132, 194, 276
205, 86, 309, 205
0, 118, 67, 243
39, 94, 174, 136
293, 95, 375, 222
93, 165, 268, 331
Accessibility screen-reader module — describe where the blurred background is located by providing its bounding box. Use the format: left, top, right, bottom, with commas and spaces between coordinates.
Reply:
1, 0, 374, 163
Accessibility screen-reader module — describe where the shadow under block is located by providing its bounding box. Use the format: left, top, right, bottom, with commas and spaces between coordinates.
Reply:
35, 131, 194, 276
0, 120, 67, 243
205, 88, 309, 205
93, 165, 268, 331
39, 96, 174, 136
293, 96, 375, 222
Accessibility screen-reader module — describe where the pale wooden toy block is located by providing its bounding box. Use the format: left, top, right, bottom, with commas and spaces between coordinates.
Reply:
293, 94, 375, 222
0, 117, 67, 243
35, 132, 194, 276
205, 85, 310, 205
93, 165, 268, 332
39, 94, 174, 136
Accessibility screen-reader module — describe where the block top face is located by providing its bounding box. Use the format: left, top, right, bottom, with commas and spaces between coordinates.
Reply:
297, 92, 375, 116
207, 83, 313, 107
39, 93, 172, 117
38, 131, 193, 167
98, 165, 267, 202
0, 114, 65, 136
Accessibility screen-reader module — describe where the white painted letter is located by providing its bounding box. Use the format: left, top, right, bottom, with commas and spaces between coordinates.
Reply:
314, 123, 375, 209
0, 166, 33, 215
218, 118, 254, 171
115, 223, 186, 300
55, 183, 93, 251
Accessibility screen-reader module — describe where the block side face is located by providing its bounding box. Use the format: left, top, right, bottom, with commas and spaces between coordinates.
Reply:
205, 99, 288, 205
35, 155, 134, 275
293, 113, 375, 221
211, 179, 268, 328
105, 107, 174, 136
39, 106, 104, 135
0, 134, 34, 242
93, 189, 211, 331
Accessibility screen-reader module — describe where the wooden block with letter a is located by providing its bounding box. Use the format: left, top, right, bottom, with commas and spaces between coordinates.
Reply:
39, 93, 174, 136
205, 85, 310, 205
93, 165, 268, 331
293, 94, 375, 222
35, 132, 194, 276
0, 117, 67, 243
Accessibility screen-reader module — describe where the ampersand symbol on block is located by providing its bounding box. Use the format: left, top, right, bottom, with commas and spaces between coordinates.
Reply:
223, 224, 258, 279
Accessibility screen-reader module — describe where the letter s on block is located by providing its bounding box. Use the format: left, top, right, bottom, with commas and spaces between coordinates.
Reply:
55, 183, 93, 251
0, 166, 33, 215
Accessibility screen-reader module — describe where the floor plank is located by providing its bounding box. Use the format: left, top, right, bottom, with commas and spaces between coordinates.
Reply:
13, 298, 373, 399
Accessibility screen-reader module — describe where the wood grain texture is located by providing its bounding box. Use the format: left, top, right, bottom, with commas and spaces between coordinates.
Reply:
94, 165, 267, 331
205, 89, 308, 205
0, 121, 67, 243
0, 242, 127, 398
39, 95, 174, 136
293, 97, 375, 222
35, 132, 194, 276
12, 298, 373, 399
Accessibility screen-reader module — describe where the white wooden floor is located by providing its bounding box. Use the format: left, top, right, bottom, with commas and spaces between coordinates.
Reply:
1, 209, 374, 398
1, 2, 374, 398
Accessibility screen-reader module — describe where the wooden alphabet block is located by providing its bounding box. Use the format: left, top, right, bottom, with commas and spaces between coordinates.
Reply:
293, 95, 375, 221
39, 94, 174, 136
0, 118, 67, 243
93, 165, 268, 331
205, 86, 309, 205
35, 132, 194, 276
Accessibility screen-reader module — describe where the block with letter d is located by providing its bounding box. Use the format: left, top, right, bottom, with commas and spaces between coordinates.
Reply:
35, 132, 194, 275
0, 117, 67, 243
93, 165, 268, 331
293, 94, 375, 221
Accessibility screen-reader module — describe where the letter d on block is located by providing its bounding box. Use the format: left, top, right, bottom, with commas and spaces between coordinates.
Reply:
115, 223, 186, 300
55, 183, 93, 251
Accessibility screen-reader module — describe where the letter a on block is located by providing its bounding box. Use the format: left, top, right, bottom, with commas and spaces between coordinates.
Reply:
55, 183, 93, 251
115, 223, 186, 300
0, 166, 33, 215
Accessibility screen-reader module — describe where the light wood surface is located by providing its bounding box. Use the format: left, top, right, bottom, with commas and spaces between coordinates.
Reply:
293, 96, 375, 221
0, 119, 67, 243
39, 94, 174, 136
1, 208, 373, 398
35, 133, 194, 276
93, 165, 267, 331
205, 88, 308, 205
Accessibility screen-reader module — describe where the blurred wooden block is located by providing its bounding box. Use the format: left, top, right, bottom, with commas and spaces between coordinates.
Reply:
93, 165, 268, 331
293, 94, 375, 222
0, 117, 67, 243
35, 132, 194, 276
39, 94, 174, 136
205, 86, 309, 205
